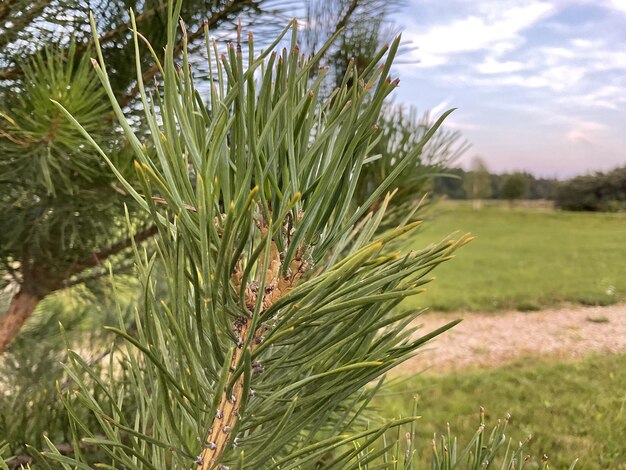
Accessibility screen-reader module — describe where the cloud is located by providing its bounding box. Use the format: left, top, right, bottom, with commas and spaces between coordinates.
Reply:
405, 2, 555, 67
476, 58, 527, 74
441, 63, 585, 92
564, 85, 626, 110
564, 120, 608, 144
395, 0, 626, 176
608, 0, 626, 13
445, 32, 626, 96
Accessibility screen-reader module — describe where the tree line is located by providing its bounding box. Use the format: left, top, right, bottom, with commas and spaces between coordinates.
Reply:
433, 158, 626, 211
433, 166, 557, 202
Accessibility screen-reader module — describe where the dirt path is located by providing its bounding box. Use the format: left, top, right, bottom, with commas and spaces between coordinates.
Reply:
399, 303, 626, 374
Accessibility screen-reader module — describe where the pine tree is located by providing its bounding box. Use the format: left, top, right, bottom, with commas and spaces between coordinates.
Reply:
41, 5, 470, 468
0, 0, 302, 352
302, 1, 469, 225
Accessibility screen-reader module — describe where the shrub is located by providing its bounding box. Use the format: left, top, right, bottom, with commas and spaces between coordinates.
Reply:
554, 166, 626, 212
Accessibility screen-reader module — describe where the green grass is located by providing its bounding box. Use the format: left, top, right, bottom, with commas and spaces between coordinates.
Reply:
403, 201, 626, 312
380, 354, 626, 468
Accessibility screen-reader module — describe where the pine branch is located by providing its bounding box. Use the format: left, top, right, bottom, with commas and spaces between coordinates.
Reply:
0, 4, 165, 82
303, 0, 359, 70
0, 0, 51, 49
334, 0, 360, 36
66, 225, 157, 277
0, 0, 14, 22
62, 259, 133, 289
86, 4, 168, 48
198, 233, 306, 469
47, 16, 465, 469
0, 67, 19, 80
0, 0, 252, 83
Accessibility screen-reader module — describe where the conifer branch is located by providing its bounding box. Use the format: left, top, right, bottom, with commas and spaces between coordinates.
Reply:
66, 225, 157, 277
45, 14, 466, 469
0, 67, 19, 80
198, 229, 306, 469
334, 0, 360, 36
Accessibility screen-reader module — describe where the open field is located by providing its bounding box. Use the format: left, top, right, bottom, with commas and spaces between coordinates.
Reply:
384, 201, 626, 468
380, 354, 626, 468
403, 200, 626, 312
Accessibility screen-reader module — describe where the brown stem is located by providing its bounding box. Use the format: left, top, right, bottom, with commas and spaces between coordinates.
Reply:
0, 289, 41, 353
66, 225, 158, 276
334, 0, 360, 36
1, 0, 252, 84
0, 0, 14, 22
197, 240, 305, 469
0, 226, 156, 353
0, 2, 166, 82
0, 67, 19, 80
0, 0, 51, 50
198, 321, 253, 470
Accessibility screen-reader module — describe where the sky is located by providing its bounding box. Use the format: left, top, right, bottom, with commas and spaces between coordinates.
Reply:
390, 0, 626, 178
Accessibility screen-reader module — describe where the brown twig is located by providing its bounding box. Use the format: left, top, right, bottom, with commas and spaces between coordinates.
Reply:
197, 235, 306, 470
334, 0, 360, 36
66, 225, 158, 277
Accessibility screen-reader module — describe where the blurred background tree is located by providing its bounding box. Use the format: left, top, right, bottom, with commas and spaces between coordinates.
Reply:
500, 172, 529, 205
555, 165, 626, 212
302, 1, 469, 224
463, 156, 492, 209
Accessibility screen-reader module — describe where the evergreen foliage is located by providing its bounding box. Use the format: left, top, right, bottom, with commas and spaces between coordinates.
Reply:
39, 6, 474, 468
355, 106, 468, 226
0, 284, 134, 464
0, 0, 288, 351
0, 4, 579, 469
429, 409, 577, 470
0, 0, 462, 350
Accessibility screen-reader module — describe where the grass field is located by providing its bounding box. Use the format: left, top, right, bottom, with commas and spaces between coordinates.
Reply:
402, 201, 626, 312
380, 354, 626, 468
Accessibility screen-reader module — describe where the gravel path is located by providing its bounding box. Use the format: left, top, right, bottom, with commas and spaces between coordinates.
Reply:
398, 303, 626, 374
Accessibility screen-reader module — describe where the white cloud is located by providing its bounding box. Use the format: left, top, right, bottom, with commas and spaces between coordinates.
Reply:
608, 0, 626, 13
570, 38, 602, 49
540, 65, 586, 91
405, 1, 555, 67
460, 35, 626, 95
442, 64, 585, 92
476, 57, 527, 74
564, 120, 608, 143
564, 85, 626, 110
